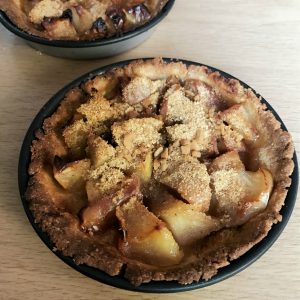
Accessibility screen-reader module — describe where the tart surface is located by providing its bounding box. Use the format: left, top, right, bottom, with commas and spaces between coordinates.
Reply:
0, 0, 169, 40
26, 58, 294, 286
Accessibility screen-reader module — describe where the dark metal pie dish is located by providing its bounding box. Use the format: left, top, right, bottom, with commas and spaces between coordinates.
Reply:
18, 58, 298, 292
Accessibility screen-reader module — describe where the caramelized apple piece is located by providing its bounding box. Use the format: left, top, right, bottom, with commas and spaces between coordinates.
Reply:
160, 160, 211, 211
218, 123, 246, 153
220, 101, 258, 141
62, 119, 89, 157
123, 4, 151, 26
134, 152, 153, 182
211, 167, 273, 225
38, 167, 86, 214
152, 196, 220, 246
77, 96, 118, 125
122, 77, 164, 104
42, 18, 77, 39
209, 151, 245, 173
112, 118, 163, 151
53, 158, 91, 191
91, 17, 107, 37
87, 134, 116, 168
83, 75, 119, 99
86, 168, 125, 203
184, 79, 225, 111
116, 197, 183, 266
106, 9, 125, 30
29, 0, 64, 24
70, 5, 95, 34
81, 177, 140, 231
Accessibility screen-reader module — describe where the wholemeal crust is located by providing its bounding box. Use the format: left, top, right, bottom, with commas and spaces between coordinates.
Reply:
0, 0, 48, 38
0, 0, 169, 41
26, 58, 294, 286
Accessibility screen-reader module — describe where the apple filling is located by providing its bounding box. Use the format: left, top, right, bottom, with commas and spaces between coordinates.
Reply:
27, 59, 293, 285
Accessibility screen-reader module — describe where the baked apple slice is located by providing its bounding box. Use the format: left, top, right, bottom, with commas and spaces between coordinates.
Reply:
81, 177, 140, 231
42, 18, 77, 39
220, 101, 258, 141
29, 0, 64, 24
87, 134, 116, 168
53, 157, 91, 191
160, 160, 211, 211
123, 4, 151, 26
36, 167, 86, 214
211, 167, 273, 225
152, 195, 220, 246
116, 197, 183, 266
83, 75, 119, 99
209, 151, 245, 173
134, 152, 153, 182
85, 168, 125, 203
122, 77, 164, 105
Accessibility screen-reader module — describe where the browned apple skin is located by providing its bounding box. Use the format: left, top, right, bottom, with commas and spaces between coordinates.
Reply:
116, 197, 183, 266
81, 177, 140, 231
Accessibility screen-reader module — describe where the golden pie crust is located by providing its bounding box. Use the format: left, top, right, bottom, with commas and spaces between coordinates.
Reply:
0, 0, 168, 40
26, 58, 294, 286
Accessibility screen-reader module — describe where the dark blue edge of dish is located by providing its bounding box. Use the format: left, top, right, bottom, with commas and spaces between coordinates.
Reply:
18, 58, 299, 293
0, 0, 175, 48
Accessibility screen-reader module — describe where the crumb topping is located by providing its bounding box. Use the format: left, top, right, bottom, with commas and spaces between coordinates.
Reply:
26, 59, 294, 286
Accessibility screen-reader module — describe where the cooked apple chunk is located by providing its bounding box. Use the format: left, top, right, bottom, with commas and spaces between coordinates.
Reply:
77, 96, 117, 125
87, 134, 116, 168
83, 75, 119, 99
62, 119, 89, 156
134, 152, 153, 182
152, 196, 220, 246
160, 160, 211, 211
81, 177, 140, 231
218, 122, 246, 153
122, 77, 164, 104
112, 118, 163, 151
184, 79, 225, 111
116, 197, 183, 266
29, 0, 64, 24
69, 5, 95, 34
53, 157, 91, 191
209, 151, 245, 173
86, 168, 125, 203
211, 167, 273, 225
38, 167, 86, 214
220, 101, 258, 141
42, 18, 77, 39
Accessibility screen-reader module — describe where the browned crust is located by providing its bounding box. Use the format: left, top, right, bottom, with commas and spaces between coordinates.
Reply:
0, 0, 49, 38
26, 58, 294, 286
0, 0, 169, 41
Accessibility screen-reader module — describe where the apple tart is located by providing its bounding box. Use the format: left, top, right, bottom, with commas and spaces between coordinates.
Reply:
26, 58, 294, 286
0, 0, 168, 40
